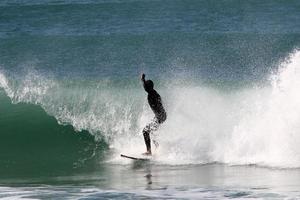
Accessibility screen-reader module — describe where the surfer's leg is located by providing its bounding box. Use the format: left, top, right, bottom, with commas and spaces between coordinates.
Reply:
152, 139, 159, 148
151, 118, 160, 148
143, 118, 161, 154
143, 119, 158, 154
143, 129, 151, 153
143, 125, 152, 154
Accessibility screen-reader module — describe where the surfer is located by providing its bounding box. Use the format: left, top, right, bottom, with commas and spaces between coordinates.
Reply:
141, 73, 167, 155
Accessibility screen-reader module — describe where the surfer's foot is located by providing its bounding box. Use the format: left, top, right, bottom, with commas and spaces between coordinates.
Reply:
142, 151, 152, 156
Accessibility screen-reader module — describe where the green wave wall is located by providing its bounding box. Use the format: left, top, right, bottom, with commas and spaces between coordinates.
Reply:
0, 91, 107, 179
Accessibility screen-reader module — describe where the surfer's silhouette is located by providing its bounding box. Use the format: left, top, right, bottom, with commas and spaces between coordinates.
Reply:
141, 73, 167, 155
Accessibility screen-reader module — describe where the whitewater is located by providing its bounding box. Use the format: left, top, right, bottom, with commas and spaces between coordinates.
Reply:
1, 50, 300, 168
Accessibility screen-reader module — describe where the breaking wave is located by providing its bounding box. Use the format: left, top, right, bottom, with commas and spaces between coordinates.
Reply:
1, 50, 300, 168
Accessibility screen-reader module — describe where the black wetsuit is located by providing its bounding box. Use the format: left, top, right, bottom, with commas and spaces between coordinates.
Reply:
147, 90, 167, 123
142, 83, 167, 152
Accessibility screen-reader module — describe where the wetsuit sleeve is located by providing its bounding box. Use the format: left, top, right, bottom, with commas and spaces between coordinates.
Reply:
141, 79, 148, 93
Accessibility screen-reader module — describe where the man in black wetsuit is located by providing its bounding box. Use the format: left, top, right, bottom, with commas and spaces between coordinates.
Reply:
141, 73, 167, 155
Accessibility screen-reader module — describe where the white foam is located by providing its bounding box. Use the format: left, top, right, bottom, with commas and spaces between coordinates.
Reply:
1, 50, 300, 168
114, 50, 300, 167
218, 50, 300, 168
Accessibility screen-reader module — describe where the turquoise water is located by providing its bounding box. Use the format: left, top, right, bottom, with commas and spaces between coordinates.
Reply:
1, 0, 300, 199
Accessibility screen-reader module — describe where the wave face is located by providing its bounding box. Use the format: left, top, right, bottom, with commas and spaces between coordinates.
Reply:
1, 50, 300, 168
0, 90, 105, 178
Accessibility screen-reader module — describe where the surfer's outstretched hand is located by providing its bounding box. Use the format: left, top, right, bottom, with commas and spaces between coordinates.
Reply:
141, 73, 145, 81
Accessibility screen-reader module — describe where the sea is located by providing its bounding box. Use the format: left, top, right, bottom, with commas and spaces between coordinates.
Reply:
1, 0, 300, 199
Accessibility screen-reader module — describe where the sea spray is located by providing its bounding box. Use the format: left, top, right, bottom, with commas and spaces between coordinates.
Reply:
0, 70, 13, 98
113, 50, 300, 167
0, 69, 144, 141
219, 50, 300, 168
1, 50, 300, 168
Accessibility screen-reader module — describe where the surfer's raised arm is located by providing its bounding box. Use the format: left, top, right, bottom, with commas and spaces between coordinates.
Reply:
141, 73, 146, 82
141, 73, 146, 87
141, 73, 153, 93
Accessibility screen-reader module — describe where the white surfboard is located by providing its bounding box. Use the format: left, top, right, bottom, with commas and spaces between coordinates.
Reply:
120, 154, 151, 161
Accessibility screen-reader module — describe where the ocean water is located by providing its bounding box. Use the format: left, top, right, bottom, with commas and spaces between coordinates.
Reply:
1, 0, 300, 199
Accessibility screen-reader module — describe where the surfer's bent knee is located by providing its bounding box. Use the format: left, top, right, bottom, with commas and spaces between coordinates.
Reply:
157, 113, 167, 124
143, 129, 149, 136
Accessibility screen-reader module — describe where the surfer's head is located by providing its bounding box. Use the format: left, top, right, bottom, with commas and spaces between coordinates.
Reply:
144, 80, 154, 92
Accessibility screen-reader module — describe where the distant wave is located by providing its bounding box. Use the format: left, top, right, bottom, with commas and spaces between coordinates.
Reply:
1, 49, 300, 168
